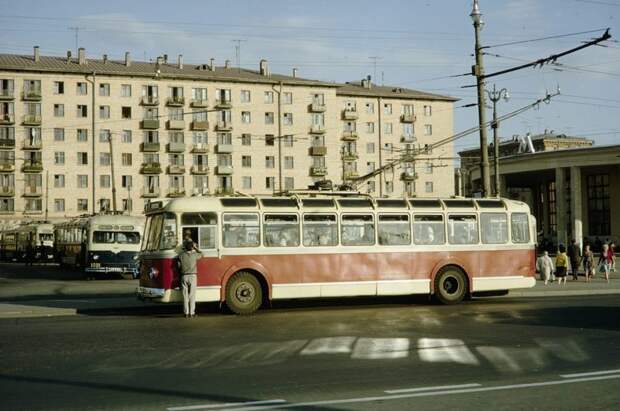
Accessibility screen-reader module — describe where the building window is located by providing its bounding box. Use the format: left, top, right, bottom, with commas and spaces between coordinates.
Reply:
283, 135, 293, 147
122, 175, 132, 188
425, 182, 434, 193
265, 112, 274, 124
283, 113, 293, 125
100, 152, 111, 166
285, 177, 294, 190
121, 84, 132, 97
264, 91, 274, 104
122, 130, 132, 143
284, 156, 294, 169
54, 151, 65, 165
100, 175, 111, 188
122, 199, 132, 212
99, 105, 110, 119
76, 82, 87, 95
242, 155, 252, 168
366, 122, 375, 133
54, 128, 64, 141
99, 129, 111, 142
587, 174, 610, 235
54, 104, 64, 117
77, 152, 88, 165
77, 199, 88, 211
99, 199, 111, 212
240, 90, 251, 103
241, 133, 251, 146
77, 175, 88, 188
384, 122, 393, 135
241, 111, 251, 124
283, 92, 293, 104
54, 199, 65, 212
424, 105, 432, 116
424, 124, 433, 135
265, 176, 275, 190
54, 174, 65, 188
384, 103, 392, 115
265, 134, 275, 146
77, 129, 88, 142
53, 81, 64, 95
122, 153, 132, 166
265, 156, 275, 168
425, 162, 433, 174
367, 143, 375, 154
122, 106, 132, 119
77, 105, 88, 118
99, 83, 110, 96
168, 107, 183, 121
242, 176, 252, 189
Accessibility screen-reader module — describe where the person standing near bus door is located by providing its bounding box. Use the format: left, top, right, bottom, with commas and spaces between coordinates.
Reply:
555, 244, 568, 285
178, 239, 202, 318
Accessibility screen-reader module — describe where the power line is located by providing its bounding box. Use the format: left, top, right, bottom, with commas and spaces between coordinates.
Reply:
482, 28, 609, 49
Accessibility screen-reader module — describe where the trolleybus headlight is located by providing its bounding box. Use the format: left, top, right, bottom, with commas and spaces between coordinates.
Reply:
133, 255, 139, 260
92, 254, 99, 260
148, 267, 159, 279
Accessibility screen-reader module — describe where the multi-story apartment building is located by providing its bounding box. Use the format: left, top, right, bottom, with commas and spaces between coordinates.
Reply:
0, 47, 457, 222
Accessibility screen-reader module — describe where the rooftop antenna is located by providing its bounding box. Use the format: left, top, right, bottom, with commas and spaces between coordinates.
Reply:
368, 56, 382, 82
68, 26, 86, 55
232, 39, 247, 72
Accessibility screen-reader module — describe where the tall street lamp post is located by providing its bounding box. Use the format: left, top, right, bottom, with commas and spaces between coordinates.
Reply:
485, 84, 510, 197
471, 0, 491, 197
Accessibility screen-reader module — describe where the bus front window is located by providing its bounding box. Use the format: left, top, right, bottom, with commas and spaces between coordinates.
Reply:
160, 213, 178, 250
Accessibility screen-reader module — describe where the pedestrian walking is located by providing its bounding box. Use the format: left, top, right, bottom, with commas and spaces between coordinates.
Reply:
568, 239, 582, 280
555, 244, 568, 285
597, 243, 613, 283
536, 251, 554, 285
583, 244, 594, 282
177, 239, 202, 318
610, 241, 616, 272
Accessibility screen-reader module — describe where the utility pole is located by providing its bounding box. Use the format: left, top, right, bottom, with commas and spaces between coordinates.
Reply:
86, 72, 96, 214
108, 134, 117, 212
44, 170, 49, 221
471, 0, 491, 198
68, 27, 85, 55
273, 82, 284, 193
485, 84, 509, 197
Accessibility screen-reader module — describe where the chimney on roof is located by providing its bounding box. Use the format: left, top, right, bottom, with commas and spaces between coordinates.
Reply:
78, 47, 86, 65
259, 59, 269, 76
361, 75, 372, 89
124, 51, 131, 67
292, 67, 298, 78
66, 50, 72, 63
209, 58, 215, 71
177, 54, 183, 69
156, 56, 163, 66
33, 46, 40, 63
224, 59, 231, 69
103, 54, 108, 64
163, 54, 168, 64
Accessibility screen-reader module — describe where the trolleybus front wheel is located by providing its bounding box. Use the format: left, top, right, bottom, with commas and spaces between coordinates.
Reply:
225, 271, 263, 315
434, 266, 468, 305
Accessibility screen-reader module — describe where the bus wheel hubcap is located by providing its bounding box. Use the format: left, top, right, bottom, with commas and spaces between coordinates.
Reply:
236, 283, 254, 303
443, 276, 459, 295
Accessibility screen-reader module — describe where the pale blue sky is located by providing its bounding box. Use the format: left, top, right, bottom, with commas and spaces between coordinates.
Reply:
1, 0, 619, 151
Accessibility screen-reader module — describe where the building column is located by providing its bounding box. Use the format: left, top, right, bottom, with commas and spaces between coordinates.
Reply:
570, 166, 583, 250
556, 167, 567, 248
499, 174, 507, 198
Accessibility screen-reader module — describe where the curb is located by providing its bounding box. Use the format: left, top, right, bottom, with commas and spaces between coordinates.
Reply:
507, 288, 620, 298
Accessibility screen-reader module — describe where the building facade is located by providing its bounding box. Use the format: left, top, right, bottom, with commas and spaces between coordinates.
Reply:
0, 47, 456, 223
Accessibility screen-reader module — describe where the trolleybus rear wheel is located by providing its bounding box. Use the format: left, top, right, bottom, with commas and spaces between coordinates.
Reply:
434, 266, 468, 305
225, 271, 262, 315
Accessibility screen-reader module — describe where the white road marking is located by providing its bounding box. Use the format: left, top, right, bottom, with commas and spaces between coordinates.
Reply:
167, 399, 286, 411
561, 369, 620, 378
418, 338, 479, 365
385, 383, 481, 394
221, 374, 620, 411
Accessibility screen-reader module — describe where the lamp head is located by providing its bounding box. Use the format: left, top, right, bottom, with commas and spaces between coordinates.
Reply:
470, 0, 482, 25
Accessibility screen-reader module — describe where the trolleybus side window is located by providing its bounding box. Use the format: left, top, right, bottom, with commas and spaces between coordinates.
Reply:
341, 214, 375, 246
378, 214, 411, 246
160, 213, 178, 250
181, 212, 217, 249
303, 214, 337, 246
480, 213, 508, 244
413, 215, 445, 245
511, 212, 530, 243
223, 213, 259, 247
448, 215, 478, 245
264, 214, 299, 247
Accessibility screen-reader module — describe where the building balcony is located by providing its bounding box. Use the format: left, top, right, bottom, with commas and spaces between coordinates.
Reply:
214, 99, 232, 109
190, 99, 208, 108
167, 188, 186, 198
341, 131, 358, 141
0, 139, 15, 148
140, 162, 162, 174
215, 165, 233, 175
400, 113, 417, 123
401, 171, 418, 181
215, 121, 232, 131
141, 119, 160, 129
310, 166, 327, 177
0, 162, 15, 172
342, 109, 358, 120
0, 186, 14, 196
309, 102, 326, 112
0, 89, 14, 100
191, 187, 209, 196
22, 90, 41, 101
310, 125, 326, 134
167, 165, 186, 174
141, 96, 159, 106
191, 143, 209, 153
342, 152, 359, 161
22, 115, 41, 126
140, 142, 160, 152
166, 96, 185, 107
166, 120, 185, 130
401, 135, 416, 143
22, 140, 42, 150
190, 165, 209, 175
0, 114, 14, 125
215, 187, 235, 195
343, 170, 359, 180
309, 146, 327, 156
191, 120, 209, 131
216, 144, 233, 154
23, 186, 42, 196
141, 187, 160, 198
166, 142, 185, 152
22, 162, 43, 173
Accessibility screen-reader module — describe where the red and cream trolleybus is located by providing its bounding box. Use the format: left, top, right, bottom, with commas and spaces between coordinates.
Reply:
136, 194, 536, 314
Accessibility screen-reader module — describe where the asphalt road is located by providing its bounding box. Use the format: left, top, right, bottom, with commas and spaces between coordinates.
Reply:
2, 294, 620, 411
